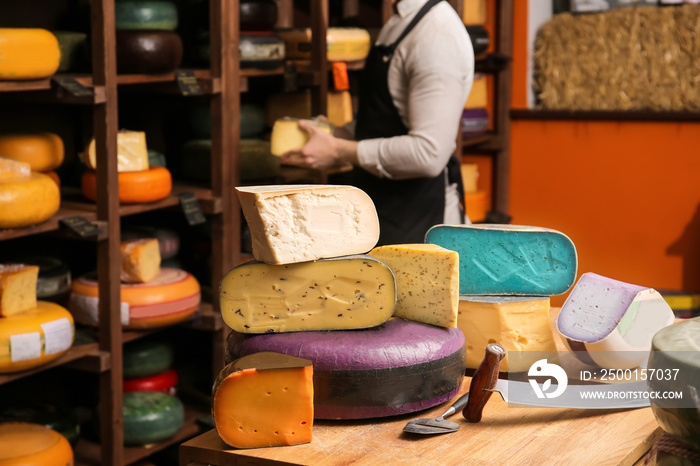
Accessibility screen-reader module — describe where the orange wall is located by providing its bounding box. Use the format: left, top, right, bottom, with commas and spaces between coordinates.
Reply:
509, 3, 700, 304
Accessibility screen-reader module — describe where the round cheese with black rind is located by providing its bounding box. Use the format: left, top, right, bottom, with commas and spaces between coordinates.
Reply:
0, 422, 73, 465
240, 32, 285, 69
69, 268, 200, 329
240, 0, 278, 31
115, 1, 179, 31
123, 339, 174, 379
648, 317, 700, 451
227, 318, 466, 419
122, 392, 184, 445
20, 256, 71, 301
116, 30, 183, 74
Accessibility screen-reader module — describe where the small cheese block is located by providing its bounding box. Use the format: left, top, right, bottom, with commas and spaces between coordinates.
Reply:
212, 352, 313, 449
121, 238, 161, 283
122, 392, 184, 445
237, 185, 379, 264
0, 422, 73, 465
0, 133, 64, 172
115, 1, 179, 31
122, 226, 180, 260
557, 272, 675, 369
0, 29, 61, 80
458, 296, 556, 372
220, 255, 396, 333
0, 157, 30, 181
0, 264, 39, 317
266, 91, 352, 128
227, 318, 467, 419
464, 73, 487, 109
463, 0, 487, 25
83, 130, 149, 172
425, 224, 577, 296
270, 118, 333, 156
0, 172, 60, 229
81, 166, 172, 204
0, 301, 75, 373
368, 244, 458, 329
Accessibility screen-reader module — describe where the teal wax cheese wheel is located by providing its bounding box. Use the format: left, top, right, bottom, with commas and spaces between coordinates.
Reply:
425, 224, 577, 296
52, 31, 88, 72
147, 149, 167, 168
123, 339, 174, 379
180, 139, 279, 182
115, 0, 178, 31
122, 392, 184, 445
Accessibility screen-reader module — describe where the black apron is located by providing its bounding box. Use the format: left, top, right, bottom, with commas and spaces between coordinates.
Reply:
353, 0, 464, 246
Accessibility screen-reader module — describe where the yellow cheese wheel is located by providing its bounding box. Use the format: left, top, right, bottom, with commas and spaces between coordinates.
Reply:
0, 29, 61, 80
0, 301, 75, 373
0, 133, 64, 172
0, 422, 73, 465
81, 166, 172, 204
0, 172, 60, 229
277, 27, 370, 63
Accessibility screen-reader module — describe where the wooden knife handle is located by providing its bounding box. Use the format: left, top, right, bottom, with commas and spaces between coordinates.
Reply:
462, 343, 506, 423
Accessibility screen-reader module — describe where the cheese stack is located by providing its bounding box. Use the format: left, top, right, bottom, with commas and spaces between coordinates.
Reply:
0, 264, 75, 373
426, 224, 579, 372
69, 238, 201, 329
123, 339, 178, 395
218, 185, 467, 429
80, 131, 172, 203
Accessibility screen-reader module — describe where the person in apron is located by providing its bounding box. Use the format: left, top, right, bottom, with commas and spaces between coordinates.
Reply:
281, 0, 474, 245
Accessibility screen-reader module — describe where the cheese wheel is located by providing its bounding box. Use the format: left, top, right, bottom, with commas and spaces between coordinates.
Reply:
0, 172, 60, 229
81, 166, 172, 204
69, 268, 200, 329
115, 1, 179, 31
26, 257, 71, 301
466, 25, 490, 57
52, 31, 88, 73
123, 339, 174, 379
461, 108, 489, 138
0, 402, 80, 447
0, 301, 75, 373
0, 29, 61, 80
227, 318, 466, 419
0, 133, 64, 172
0, 158, 30, 181
0, 422, 73, 465
124, 369, 178, 395
240, 0, 278, 31
277, 27, 370, 63
116, 30, 183, 74
122, 392, 184, 445
43, 171, 60, 189
240, 32, 285, 69
270, 118, 333, 156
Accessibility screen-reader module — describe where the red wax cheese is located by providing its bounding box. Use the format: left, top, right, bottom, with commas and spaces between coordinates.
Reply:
227, 318, 466, 419
212, 352, 313, 449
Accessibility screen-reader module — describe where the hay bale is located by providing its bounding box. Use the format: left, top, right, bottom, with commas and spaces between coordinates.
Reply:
533, 5, 700, 111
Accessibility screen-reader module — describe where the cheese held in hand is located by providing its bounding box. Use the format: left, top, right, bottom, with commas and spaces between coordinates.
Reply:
0, 264, 39, 317
120, 238, 161, 283
220, 255, 396, 333
270, 118, 332, 156
368, 244, 458, 328
237, 185, 379, 264
212, 352, 313, 449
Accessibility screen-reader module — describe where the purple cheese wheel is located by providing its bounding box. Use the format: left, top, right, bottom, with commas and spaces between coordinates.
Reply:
227, 318, 466, 420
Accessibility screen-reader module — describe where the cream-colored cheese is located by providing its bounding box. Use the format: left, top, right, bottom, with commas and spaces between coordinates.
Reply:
120, 238, 161, 283
236, 185, 379, 265
84, 130, 149, 172
369, 244, 458, 328
270, 118, 333, 156
458, 296, 556, 372
0, 264, 39, 317
219, 255, 396, 333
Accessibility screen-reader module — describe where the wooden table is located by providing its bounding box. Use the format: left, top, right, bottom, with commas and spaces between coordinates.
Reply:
179, 375, 662, 466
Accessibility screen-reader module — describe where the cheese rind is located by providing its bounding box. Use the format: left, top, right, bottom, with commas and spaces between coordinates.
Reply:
212, 352, 313, 449
458, 296, 556, 372
0, 264, 39, 316
0, 157, 31, 181
120, 238, 161, 283
0, 133, 64, 172
426, 224, 577, 296
0, 29, 61, 80
368, 244, 458, 328
557, 272, 675, 369
0, 172, 60, 229
81, 166, 172, 204
84, 130, 149, 172
270, 118, 333, 156
220, 255, 396, 333
237, 185, 379, 264
0, 422, 73, 464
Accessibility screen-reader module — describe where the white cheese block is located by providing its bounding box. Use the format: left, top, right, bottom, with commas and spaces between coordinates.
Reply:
557, 272, 675, 369
236, 185, 379, 265
83, 130, 149, 172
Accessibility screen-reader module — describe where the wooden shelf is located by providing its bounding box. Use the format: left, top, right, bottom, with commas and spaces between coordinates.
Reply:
0, 78, 52, 93
0, 205, 101, 241
0, 341, 100, 386
510, 109, 700, 122
75, 406, 205, 466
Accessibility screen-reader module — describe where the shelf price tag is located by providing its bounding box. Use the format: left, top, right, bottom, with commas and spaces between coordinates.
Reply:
59, 216, 101, 238
52, 77, 94, 97
175, 70, 203, 96
179, 193, 206, 226
284, 63, 298, 92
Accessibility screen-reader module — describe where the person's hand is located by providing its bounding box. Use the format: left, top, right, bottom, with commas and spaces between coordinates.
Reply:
280, 120, 343, 171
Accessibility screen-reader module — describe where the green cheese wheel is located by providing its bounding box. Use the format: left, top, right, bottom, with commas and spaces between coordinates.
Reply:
180, 139, 279, 182
148, 149, 167, 168
123, 339, 174, 379
52, 31, 89, 73
123, 392, 184, 445
115, 1, 179, 31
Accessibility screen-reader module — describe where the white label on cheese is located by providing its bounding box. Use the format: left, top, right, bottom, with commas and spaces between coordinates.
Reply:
10, 332, 42, 362
70, 294, 130, 326
41, 318, 73, 355
121, 302, 130, 326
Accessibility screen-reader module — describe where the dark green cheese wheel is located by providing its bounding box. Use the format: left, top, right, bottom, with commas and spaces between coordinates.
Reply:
123, 339, 174, 379
52, 31, 88, 72
123, 392, 184, 445
115, 1, 178, 31
148, 149, 167, 168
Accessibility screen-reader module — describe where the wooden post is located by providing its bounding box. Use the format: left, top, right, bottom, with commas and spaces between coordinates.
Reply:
310, 0, 329, 115
493, 0, 513, 216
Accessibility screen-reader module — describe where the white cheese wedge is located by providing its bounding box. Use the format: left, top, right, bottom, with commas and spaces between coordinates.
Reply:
236, 185, 379, 265
84, 130, 149, 172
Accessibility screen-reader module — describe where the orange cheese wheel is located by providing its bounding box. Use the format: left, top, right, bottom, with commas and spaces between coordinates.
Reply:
0, 301, 75, 373
81, 166, 172, 204
43, 171, 60, 189
69, 268, 201, 329
0, 172, 60, 229
0, 29, 61, 80
0, 133, 64, 172
0, 422, 73, 466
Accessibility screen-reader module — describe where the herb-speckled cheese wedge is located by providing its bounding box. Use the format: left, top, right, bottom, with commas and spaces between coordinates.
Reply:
368, 244, 458, 328
219, 255, 396, 333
